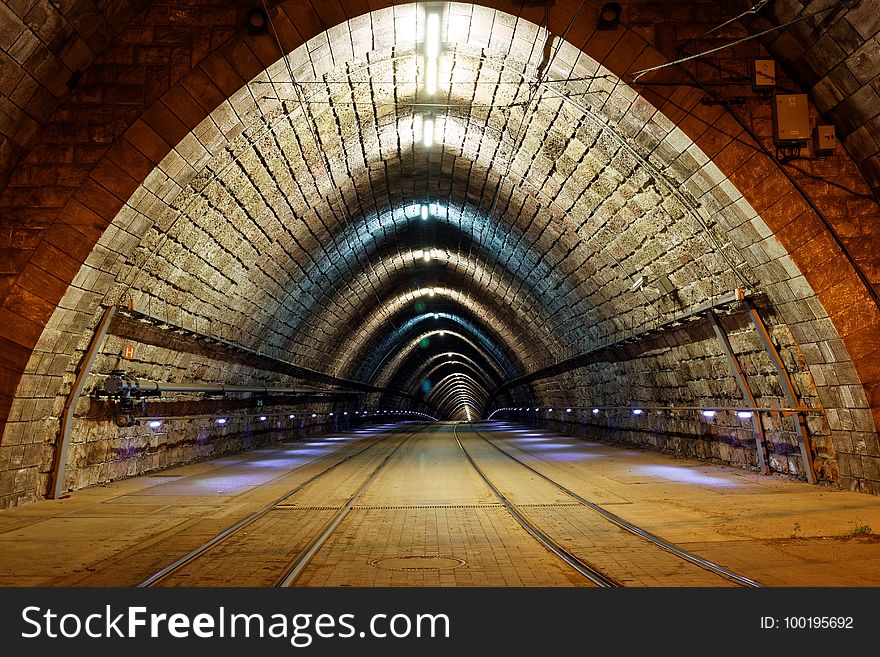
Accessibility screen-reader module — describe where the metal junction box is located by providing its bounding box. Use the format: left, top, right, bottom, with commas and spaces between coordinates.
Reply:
812, 125, 836, 155
772, 94, 810, 144
753, 59, 775, 91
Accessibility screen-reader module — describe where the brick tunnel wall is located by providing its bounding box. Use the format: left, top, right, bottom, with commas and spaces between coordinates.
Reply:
3, 319, 360, 504
0, 0, 878, 507
500, 303, 868, 487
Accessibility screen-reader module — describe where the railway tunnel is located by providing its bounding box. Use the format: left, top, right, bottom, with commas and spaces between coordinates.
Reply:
0, 0, 880, 588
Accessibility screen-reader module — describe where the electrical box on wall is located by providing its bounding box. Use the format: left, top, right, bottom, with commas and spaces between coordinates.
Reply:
771, 94, 810, 144
753, 59, 775, 91
812, 125, 836, 155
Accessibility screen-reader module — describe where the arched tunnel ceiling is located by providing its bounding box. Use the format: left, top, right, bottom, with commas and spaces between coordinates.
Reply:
353, 310, 522, 384
0, 0, 877, 507
71, 3, 788, 417
0, 1, 876, 437
1, 0, 879, 196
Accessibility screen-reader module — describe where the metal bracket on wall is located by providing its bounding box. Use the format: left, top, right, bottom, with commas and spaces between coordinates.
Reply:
492, 289, 751, 396
745, 301, 817, 484
709, 311, 770, 474
109, 306, 435, 413
52, 305, 118, 499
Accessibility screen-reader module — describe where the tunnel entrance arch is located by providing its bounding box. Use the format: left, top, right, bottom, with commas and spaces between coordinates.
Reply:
0, 1, 878, 506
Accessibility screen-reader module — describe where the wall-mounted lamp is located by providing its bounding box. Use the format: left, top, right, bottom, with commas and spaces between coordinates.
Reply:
598, 2, 622, 29
245, 7, 269, 35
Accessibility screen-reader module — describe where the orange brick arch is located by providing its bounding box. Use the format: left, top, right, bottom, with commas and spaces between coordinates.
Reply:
0, 0, 877, 438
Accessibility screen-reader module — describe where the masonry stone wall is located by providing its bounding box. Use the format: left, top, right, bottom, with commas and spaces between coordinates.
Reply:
495, 300, 880, 490
0, 1, 878, 506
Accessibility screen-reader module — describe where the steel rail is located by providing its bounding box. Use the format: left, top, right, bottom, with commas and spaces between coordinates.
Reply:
476, 428, 761, 587
138, 430, 401, 587
275, 432, 414, 587
453, 425, 618, 587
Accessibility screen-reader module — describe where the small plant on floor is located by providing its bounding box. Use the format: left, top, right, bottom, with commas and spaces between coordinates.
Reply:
844, 523, 872, 538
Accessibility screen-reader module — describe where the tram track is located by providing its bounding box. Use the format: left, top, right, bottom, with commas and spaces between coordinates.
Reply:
139, 427, 414, 587
453, 424, 618, 587
473, 427, 760, 586
140, 422, 761, 587
457, 424, 761, 587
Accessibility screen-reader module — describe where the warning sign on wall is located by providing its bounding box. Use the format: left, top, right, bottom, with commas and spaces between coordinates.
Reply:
122, 344, 136, 360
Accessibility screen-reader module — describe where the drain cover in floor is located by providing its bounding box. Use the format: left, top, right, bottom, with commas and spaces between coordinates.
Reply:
369, 556, 466, 571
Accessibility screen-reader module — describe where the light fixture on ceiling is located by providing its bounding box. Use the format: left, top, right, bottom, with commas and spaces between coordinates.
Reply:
423, 250, 432, 262
424, 12, 441, 95
631, 275, 644, 291
245, 7, 270, 35
425, 14, 440, 55
598, 2, 622, 29
422, 117, 434, 147
421, 204, 429, 220
425, 58, 438, 96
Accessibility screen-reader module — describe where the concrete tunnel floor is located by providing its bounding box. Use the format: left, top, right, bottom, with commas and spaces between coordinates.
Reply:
1, 422, 879, 587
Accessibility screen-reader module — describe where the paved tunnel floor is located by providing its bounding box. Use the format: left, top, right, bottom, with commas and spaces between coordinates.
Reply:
1, 422, 879, 587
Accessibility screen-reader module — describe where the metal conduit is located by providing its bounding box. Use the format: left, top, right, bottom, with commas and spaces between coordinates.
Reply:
99, 373, 360, 399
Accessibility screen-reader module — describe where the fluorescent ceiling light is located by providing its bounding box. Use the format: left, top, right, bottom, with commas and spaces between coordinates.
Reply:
422, 118, 434, 147
425, 13, 441, 58
425, 58, 437, 95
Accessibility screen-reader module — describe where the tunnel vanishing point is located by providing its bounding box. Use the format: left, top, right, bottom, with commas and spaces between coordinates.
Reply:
0, 0, 879, 519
